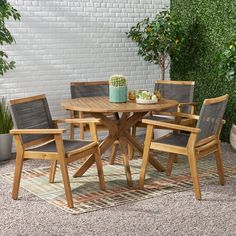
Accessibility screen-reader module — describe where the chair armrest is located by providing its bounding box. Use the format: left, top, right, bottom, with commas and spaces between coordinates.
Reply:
10, 129, 65, 135
171, 112, 200, 120
54, 118, 101, 124
142, 119, 200, 133
178, 102, 196, 107
178, 102, 196, 114
55, 118, 101, 142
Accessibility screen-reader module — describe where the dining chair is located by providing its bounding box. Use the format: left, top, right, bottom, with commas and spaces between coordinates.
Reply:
139, 94, 228, 200
9, 94, 105, 208
154, 80, 195, 114
70, 81, 119, 164
130, 80, 196, 159
71, 81, 111, 140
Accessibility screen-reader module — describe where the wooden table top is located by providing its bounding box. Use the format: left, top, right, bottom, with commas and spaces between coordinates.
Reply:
61, 96, 178, 113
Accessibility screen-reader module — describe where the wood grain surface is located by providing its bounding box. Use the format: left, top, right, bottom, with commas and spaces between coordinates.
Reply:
61, 96, 178, 113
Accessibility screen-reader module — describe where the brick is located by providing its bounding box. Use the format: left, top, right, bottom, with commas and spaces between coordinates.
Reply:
1, 0, 170, 141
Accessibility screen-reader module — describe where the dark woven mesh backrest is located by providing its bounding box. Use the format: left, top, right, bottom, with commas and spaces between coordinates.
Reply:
155, 82, 194, 113
71, 83, 109, 98
11, 97, 53, 144
196, 97, 228, 142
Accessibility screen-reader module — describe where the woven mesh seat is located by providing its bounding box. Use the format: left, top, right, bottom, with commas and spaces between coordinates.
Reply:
155, 133, 189, 147
135, 115, 175, 129
28, 140, 94, 153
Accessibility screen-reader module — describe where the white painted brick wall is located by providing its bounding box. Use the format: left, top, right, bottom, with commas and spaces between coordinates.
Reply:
1, 0, 170, 139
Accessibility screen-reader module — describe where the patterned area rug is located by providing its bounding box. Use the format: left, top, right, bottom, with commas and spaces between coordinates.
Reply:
2, 154, 236, 214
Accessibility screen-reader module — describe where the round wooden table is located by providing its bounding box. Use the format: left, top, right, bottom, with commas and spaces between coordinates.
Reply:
62, 96, 178, 187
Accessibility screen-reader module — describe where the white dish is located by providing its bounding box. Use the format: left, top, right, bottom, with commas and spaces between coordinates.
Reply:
136, 98, 158, 104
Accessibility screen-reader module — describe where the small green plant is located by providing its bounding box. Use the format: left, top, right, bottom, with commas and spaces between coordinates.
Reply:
0, 97, 13, 134
219, 33, 236, 81
0, 0, 21, 76
126, 10, 184, 80
109, 75, 127, 87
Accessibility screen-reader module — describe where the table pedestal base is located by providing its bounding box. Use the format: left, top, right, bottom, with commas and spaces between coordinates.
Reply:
73, 112, 166, 186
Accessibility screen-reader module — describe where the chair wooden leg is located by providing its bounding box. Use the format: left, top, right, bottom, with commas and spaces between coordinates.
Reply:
109, 140, 119, 165
174, 156, 178, 163
79, 123, 85, 140
79, 125, 88, 162
139, 125, 154, 189
94, 149, 106, 190
152, 129, 155, 140
70, 124, 75, 140
187, 150, 201, 200
49, 160, 57, 183
129, 126, 136, 160
59, 159, 74, 208
12, 151, 24, 200
215, 143, 225, 185
166, 153, 177, 176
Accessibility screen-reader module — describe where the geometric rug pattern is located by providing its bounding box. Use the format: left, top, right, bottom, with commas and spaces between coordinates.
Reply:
2, 154, 236, 214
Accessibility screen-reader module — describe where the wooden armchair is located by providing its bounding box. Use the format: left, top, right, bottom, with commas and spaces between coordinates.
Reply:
9, 94, 105, 208
70, 81, 118, 139
139, 94, 228, 200
130, 80, 196, 158
70, 81, 119, 163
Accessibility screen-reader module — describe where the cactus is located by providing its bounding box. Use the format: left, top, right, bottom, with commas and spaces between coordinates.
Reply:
109, 75, 127, 87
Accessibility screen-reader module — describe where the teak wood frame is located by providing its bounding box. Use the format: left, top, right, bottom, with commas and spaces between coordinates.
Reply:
10, 94, 105, 208
139, 94, 228, 200
130, 80, 196, 160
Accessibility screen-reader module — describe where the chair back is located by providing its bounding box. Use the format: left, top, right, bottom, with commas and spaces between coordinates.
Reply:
196, 94, 228, 143
70, 81, 109, 99
9, 94, 54, 146
155, 80, 195, 113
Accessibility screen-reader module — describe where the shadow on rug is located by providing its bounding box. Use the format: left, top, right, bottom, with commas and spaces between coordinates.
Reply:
2, 154, 236, 214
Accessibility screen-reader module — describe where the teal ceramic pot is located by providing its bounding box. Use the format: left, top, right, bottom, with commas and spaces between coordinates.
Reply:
109, 86, 128, 103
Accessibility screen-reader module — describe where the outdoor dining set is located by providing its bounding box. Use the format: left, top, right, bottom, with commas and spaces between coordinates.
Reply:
8, 80, 228, 208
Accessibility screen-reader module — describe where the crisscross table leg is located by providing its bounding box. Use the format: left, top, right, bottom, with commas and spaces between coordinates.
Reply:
73, 111, 166, 186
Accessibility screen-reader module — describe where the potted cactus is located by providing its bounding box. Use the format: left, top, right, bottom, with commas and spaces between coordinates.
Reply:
109, 75, 128, 103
